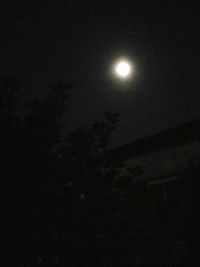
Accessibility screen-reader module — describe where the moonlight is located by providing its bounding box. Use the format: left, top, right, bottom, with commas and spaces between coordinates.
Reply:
112, 59, 134, 81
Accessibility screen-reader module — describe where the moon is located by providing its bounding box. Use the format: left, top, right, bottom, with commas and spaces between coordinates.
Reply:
116, 61, 131, 77
113, 59, 134, 80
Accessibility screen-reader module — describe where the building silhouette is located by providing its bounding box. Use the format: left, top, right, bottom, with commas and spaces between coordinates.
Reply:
110, 118, 200, 184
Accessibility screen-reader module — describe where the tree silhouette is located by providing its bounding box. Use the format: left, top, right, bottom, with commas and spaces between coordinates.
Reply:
2, 73, 199, 266
0, 73, 122, 266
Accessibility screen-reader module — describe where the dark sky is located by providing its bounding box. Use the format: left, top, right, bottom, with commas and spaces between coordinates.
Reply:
0, 0, 199, 145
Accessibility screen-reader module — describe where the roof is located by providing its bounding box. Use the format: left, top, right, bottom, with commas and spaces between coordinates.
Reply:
108, 118, 200, 164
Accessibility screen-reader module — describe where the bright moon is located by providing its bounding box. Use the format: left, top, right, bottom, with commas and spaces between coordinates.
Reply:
113, 60, 133, 79
116, 61, 131, 77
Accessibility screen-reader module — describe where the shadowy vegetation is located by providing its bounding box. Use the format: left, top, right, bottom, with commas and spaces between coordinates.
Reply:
1, 73, 200, 266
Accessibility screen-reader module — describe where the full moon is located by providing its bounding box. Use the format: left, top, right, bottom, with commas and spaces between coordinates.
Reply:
113, 59, 133, 80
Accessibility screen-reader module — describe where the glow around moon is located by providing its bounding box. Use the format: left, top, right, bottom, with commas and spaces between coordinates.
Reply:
116, 61, 131, 77
112, 59, 134, 80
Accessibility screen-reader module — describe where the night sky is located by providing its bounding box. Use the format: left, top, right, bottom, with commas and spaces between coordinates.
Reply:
0, 0, 199, 145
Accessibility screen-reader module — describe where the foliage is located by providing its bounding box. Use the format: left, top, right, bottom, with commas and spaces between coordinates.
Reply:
1, 73, 200, 266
